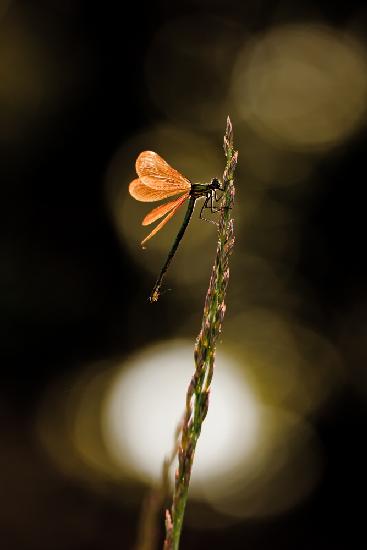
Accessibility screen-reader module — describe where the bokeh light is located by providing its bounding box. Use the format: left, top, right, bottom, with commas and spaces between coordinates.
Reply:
102, 340, 259, 488
36, 338, 325, 522
204, 407, 323, 519
3, 1, 367, 548
232, 24, 367, 150
236, 126, 314, 188
225, 307, 344, 414
36, 362, 119, 485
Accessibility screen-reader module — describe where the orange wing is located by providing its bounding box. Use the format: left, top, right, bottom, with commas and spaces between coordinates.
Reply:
141, 192, 189, 247
142, 194, 188, 226
129, 178, 183, 202
136, 151, 191, 191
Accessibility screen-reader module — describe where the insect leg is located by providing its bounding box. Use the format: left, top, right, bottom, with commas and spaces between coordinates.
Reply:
200, 192, 219, 225
213, 188, 233, 213
214, 189, 224, 203
199, 194, 210, 220
209, 189, 222, 213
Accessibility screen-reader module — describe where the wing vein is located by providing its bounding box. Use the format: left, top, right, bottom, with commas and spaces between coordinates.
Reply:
136, 151, 191, 191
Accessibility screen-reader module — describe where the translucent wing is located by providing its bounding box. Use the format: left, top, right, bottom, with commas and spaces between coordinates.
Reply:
136, 151, 191, 191
142, 193, 188, 226
141, 192, 189, 247
129, 178, 182, 202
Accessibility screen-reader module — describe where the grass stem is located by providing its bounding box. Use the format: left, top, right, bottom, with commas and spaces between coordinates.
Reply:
163, 117, 238, 550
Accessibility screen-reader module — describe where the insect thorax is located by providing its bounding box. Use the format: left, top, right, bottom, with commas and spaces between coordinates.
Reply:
190, 181, 218, 198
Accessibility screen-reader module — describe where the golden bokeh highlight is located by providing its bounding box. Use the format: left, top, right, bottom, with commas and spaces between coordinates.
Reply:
232, 24, 367, 150
203, 407, 323, 519
35, 362, 122, 486
226, 207, 304, 318
240, 195, 301, 261
236, 125, 314, 187
225, 307, 344, 415
35, 339, 327, 522
102, 341, 260, 489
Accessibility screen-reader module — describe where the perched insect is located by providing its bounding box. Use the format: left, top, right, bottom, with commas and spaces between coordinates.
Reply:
129, 151, 222, 302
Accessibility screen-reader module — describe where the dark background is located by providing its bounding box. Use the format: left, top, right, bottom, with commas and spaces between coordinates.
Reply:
1, 1, 367, 548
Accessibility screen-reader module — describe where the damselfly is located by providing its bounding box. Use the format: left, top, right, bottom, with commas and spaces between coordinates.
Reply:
129, 151, 221, 302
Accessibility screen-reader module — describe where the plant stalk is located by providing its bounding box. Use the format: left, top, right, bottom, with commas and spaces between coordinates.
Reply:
163, 117, 238, 549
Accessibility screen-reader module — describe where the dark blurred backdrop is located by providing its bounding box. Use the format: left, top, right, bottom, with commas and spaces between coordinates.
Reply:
1, 1, 367, 549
